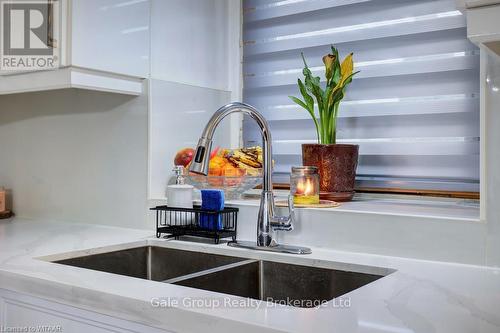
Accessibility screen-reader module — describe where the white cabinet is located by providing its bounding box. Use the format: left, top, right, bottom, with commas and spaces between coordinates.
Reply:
70, 0, 150, 78
456, 0, 500, 57
150, 0, 233, 91
0, 0, 150, 96
456, 0, 500, 9
466, 5, 500, 57
0, 289, 170, 333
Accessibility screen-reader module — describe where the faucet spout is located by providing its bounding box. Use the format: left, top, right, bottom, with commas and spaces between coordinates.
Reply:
190, 102, 272, 192
190, 102, 311, 254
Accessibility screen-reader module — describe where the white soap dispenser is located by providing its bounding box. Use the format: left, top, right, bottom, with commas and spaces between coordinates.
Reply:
166, 166, 194, 208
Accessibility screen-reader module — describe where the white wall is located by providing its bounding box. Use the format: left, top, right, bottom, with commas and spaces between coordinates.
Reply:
148, 0, 241, 199
149, 80, 231, 199
232, 201, 486, 265
0, 0, 241, 227
0, 87, 150, 229
485, 52, 500, 266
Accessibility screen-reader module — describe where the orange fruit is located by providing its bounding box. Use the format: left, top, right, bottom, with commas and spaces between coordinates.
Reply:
208, 156, 226, 176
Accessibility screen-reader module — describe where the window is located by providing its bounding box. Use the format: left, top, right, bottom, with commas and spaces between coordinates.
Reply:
242, 0, 480, 196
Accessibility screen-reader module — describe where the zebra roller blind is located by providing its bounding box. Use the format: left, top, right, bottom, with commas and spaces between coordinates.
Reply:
242, 0, 480, 192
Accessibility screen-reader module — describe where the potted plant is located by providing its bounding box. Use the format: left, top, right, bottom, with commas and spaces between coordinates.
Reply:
289, 46, 359, 201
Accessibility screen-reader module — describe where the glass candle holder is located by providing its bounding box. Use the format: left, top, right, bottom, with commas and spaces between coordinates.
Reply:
290, 166, 320, 205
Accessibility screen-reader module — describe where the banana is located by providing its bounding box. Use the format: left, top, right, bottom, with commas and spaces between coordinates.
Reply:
223, 146, 263, 175
240, 146, 263, 164
232, 151, 262, 168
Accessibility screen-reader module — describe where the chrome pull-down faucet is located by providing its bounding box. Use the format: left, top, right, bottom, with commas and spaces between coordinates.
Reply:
189, 102, 311, 255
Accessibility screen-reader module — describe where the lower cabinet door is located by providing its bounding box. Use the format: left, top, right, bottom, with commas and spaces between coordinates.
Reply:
0, 289, 170, 333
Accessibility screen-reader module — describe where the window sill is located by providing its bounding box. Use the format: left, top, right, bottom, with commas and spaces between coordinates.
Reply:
147, 191, 483, 264
149, 191, 480, 223
225, 190, 481, 223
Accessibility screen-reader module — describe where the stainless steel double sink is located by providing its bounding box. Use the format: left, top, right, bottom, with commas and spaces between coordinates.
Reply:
54, 246, 391, 308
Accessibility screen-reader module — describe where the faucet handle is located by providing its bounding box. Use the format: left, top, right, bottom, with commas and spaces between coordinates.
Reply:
285, 194, 295, 226
288, 194, 295, 218
270, 195, 295, 232
271, 219, 293, 232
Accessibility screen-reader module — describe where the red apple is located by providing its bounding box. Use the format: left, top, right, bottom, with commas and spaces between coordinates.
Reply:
174, 148, 195, 167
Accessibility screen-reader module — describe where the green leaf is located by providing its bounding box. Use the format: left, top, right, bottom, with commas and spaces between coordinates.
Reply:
289, 96, 308, 111
301, 52, 309, 68
289, 95, 315, 121
337, 71, 359, 92
323, 85, 332, 103
330, 46, 341, 88
294, 48, 358, 144
289, 95, 321, 142
301, 52, 314, 78
310, 76, 324, 103
327, 87, 344, 107
297, 79, 314, 111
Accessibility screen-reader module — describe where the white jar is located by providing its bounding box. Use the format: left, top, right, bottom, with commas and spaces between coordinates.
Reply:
167, 184, 193, 209
166, 166, 194, 209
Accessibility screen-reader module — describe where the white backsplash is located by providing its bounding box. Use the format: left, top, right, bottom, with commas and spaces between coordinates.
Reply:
0, 86, 150, 228
148, 79, 231, 199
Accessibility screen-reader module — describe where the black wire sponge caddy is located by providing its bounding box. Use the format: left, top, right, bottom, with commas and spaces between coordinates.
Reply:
151, 205, 239, 244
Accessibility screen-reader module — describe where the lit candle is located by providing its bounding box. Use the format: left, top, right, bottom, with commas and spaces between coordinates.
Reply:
291, 166, 320, 205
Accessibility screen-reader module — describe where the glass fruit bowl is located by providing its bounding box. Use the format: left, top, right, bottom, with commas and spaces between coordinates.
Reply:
187, 173, 262, 200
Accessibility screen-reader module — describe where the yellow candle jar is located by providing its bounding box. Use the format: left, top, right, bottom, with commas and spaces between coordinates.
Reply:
291, 166, 320, 205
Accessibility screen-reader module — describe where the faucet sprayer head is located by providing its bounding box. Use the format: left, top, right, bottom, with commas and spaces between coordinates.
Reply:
189, 137, 212, 176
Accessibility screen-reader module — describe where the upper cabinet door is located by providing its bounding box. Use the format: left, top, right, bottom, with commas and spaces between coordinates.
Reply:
0, 0, 149, 96
458, 0, 500, 57
71, 0, 150, 78
150, 0, 231, 91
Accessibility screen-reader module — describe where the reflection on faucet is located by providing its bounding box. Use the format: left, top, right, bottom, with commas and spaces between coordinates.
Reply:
189, 102, 311, 254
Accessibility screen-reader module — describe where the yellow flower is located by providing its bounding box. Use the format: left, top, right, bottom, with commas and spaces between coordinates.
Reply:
340, 53, 354, 86
328, 52, 355, 108
322, 54, 335, 81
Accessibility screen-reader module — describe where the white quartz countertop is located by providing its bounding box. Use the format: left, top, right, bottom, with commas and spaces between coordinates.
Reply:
1, 218, 499, 333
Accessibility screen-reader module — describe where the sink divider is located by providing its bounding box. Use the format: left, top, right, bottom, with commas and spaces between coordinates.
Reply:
259, 260, 264, 301
161, 259, 259, 284
147, 247, 153, 280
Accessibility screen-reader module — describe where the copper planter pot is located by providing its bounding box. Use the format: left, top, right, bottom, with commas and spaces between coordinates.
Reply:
302, 144, 359, 202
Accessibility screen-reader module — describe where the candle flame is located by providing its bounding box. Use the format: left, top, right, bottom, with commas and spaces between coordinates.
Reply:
296, 178, 314, 196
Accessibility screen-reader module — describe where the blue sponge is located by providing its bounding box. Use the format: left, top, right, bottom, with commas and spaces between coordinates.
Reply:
200, 190, 225, 230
